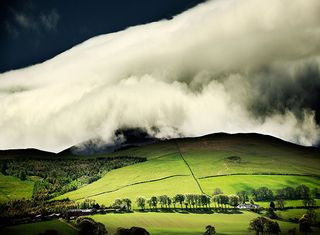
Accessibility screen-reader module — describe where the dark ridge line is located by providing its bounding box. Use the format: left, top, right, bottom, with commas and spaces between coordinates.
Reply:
73, 174, 189, 201
175, 141, 208, 196
198, 173, 320, 180
2, 132, 318, 155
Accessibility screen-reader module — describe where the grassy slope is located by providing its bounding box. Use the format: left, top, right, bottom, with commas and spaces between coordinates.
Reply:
252, 199, 320, 208
105, 140, 178, 160
0, 220, 78, 235
56, 153, 195, 201
0, 173, 34, 201
88, 175, 200, 206
57, 134, 320, 207
90, 211, 302, 235
179, 134, 320, 177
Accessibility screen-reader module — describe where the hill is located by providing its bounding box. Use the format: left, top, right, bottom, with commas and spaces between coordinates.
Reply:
0, 148, 59, 159
55, 133, 320, 206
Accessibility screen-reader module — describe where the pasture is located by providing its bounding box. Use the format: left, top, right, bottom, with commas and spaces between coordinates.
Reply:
0, 173, 34, 201
90, 211, 301, 235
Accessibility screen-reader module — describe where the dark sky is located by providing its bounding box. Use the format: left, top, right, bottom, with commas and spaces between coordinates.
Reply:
0, 0, 205, 73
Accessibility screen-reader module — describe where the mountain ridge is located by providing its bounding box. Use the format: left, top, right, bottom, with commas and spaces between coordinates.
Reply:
0, 132, 318, 159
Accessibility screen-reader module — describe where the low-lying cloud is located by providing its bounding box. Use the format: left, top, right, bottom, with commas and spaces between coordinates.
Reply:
0, 0, 320, 152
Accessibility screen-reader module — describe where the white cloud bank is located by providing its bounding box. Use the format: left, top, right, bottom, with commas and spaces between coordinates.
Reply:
1, 0, 320, 152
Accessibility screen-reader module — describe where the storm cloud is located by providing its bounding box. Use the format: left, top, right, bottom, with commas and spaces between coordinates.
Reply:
0, 0, 320, 152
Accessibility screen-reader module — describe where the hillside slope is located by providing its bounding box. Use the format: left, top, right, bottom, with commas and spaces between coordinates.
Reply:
56, 133, 320, 206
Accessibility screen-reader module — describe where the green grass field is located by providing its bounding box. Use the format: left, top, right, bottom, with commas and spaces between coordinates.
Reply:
58, 174, 320, 208
0, 219, 79, 235
199, 175, 320, 195
90, 211, 303, 235
87, 175, 201, 207
257, 199, 320, 208
56, 153, 195, 202
56, 135, 320, 207
2, 133, 320, 235
0, 173, 34, 201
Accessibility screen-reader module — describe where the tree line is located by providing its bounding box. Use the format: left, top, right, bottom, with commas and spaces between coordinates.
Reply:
233, 185, 319, 204
134, 193, 238, 210
251, 184, 319, 201
249, 216, 281, 235
131, 184, 319, 211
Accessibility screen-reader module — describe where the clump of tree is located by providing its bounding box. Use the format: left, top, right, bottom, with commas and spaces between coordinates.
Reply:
158, 195, 172, 208
251, 187, 274, 201
228, 195, 240, 208
76, 217, 107, 235
115, 226, 150, 235
173, 194, 185, 208
150, 196, 158, 209
112, 198, 132, 211
136, 197, 146, 211
303, 198, 316, 208
299, 214, 312, 235
237, 191, 249, 203
0, 198, 77, 225
184, 194, 211, 209
251, 184, 314, 202
275, 185, 313, 201
136, 194, 211, 210
249, 216, 281, 235
212, 194, 229, 209
203, 225, 216, 235
79, 199, 101, 209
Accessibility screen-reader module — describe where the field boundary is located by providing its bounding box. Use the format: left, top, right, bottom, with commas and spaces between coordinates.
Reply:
175, 141, 208, 196
72, 174, 190, 200
198, 173, 320, 179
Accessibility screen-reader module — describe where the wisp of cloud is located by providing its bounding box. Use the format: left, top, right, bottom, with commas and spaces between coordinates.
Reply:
1, 0, 320, 152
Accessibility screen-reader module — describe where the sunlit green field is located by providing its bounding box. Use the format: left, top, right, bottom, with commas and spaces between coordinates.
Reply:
106, 140, 178, 160
180, 147, 320, 178
199, 175, 320, 195
56, 153, 194, 202
58, 172, 320, 208
0, 219, 78, 235
258, 199, 320, 208
0, 173, 34, 201
90, 211, 301, 235
56, 135, 320, 208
